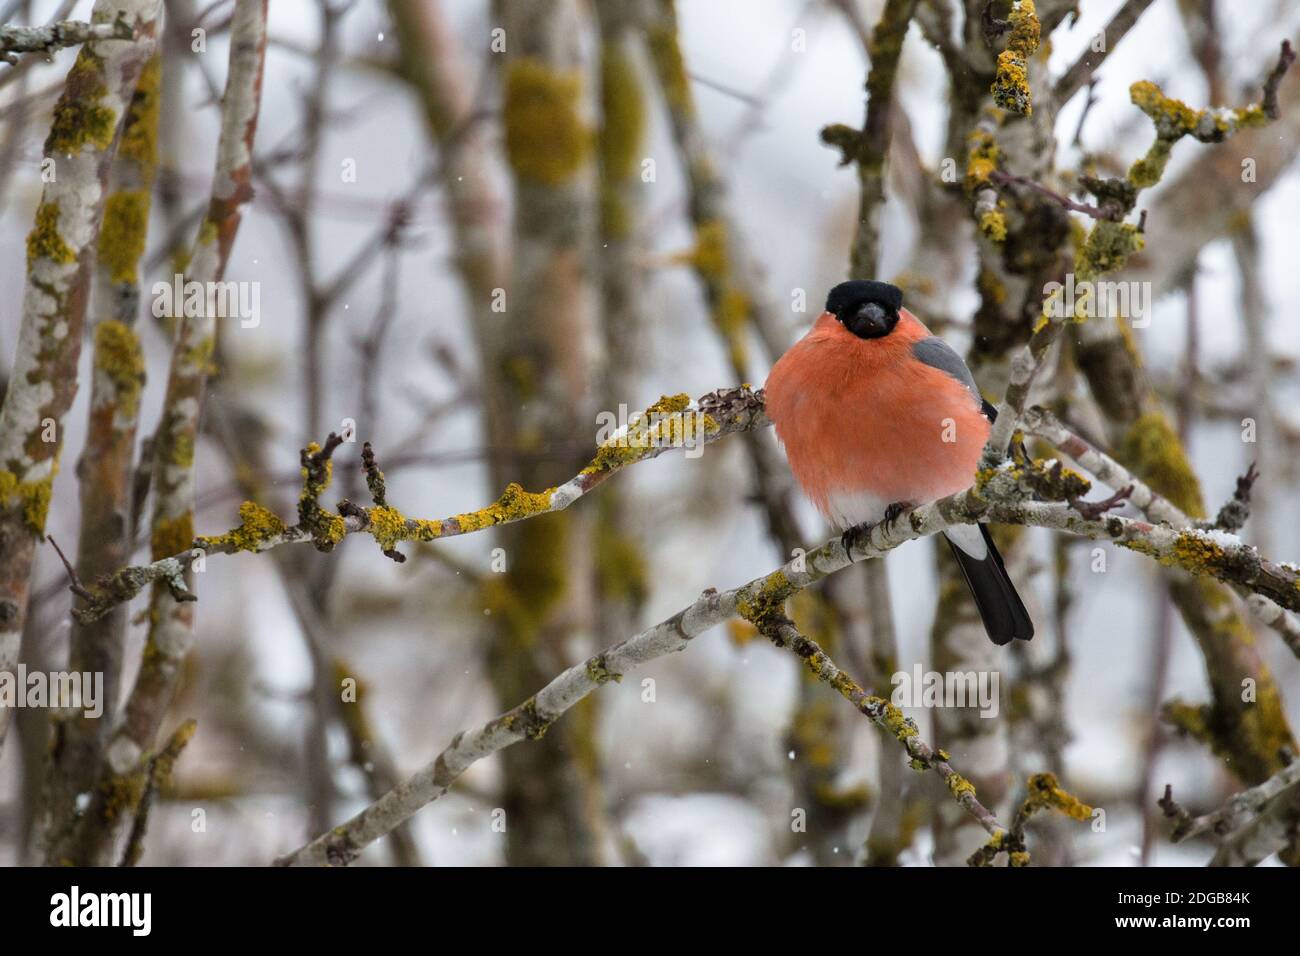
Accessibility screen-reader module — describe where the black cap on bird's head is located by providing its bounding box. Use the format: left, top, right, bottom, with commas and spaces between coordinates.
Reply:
825, 280, 903, 339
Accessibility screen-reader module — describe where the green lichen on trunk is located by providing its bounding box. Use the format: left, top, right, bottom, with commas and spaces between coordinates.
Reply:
92, 319, 146, 417
1114, 412, 1205, 518
1166, 576, 1295, 783
150, 511, 194, 561
645, 0, 692, 116
598, 41, 645, 239
686, 219, 751, 370
27, 202, 77, 265
45, 48, 117, 155
503, 57, 591, 185
99, 191, 151, 284
119, 53, 161, 165
0, 470, 55, 534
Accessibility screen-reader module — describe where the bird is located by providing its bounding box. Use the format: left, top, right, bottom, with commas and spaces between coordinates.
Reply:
763, 279, 1033, 645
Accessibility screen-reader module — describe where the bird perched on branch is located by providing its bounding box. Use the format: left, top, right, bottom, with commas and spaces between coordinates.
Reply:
764, 280, 1033, 645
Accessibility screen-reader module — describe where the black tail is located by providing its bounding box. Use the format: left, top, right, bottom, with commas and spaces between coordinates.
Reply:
945, 525, 1034, 646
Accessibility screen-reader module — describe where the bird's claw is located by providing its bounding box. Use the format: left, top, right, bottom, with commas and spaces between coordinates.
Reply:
842, 503, 911, 557
841, 523, 868, 557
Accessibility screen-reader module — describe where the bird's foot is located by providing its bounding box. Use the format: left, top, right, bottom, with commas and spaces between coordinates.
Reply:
842, 503, 913, 557
840, 523, 870, 557
883, 501, 910, 526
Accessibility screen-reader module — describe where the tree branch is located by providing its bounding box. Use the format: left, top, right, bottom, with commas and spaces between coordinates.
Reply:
276, 453, 1300, 865
0, 14, 136, 63
71, 387, 769, 623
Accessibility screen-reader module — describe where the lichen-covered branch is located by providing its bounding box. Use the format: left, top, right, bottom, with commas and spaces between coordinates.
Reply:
980, 37, 1295, 468
118, 718, 196, 866
53, 0, 268, 866
1024, 406, 1300, 659
41, 50, 162, 852
644, 0, 790, 369
71, 387, 768, 623
0, 14, 136, 63
277, 452, 1300, 865
0, 0, 161, 755
821, 0, 917, 278
753, 615, 1010, 853
969, 772, 1092, 867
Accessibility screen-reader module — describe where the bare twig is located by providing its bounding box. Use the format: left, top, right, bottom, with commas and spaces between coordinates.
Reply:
0, 13, 135, 62
1051, 0, 1158, 105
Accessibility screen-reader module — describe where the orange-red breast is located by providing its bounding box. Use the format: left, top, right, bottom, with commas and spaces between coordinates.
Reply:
764, 280, 1032, 645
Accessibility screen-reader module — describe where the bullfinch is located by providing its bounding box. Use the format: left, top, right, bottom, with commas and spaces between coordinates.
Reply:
764, 280, 1033, 645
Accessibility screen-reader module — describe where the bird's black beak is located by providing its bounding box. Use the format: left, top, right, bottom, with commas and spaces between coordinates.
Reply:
843, 301, 896, 339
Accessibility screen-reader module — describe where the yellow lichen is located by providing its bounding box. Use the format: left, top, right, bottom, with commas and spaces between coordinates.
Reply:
0, 470, 55, 535
27, 202, 76, 266
964, 129, 1000, 192
184, 335, 215, 375
597, 41, 645, 238
449, 482, 554, 536
151, 511, 194, 560
119, 53, 161, 166
991, 1, 1039, 115
503, 57, 591, 185
92, 319, 145, 417
876, 700, 920, 743
196, 218, 218, 248
647, 392, 690, 415
1129, 80, 1200, 139
979, 209, 1007, 242
196, 500, 286, 553
1077, 219, 1144, 278
992, 50, 1032, 115
689, 219, 729, 278
735, 570, 794, 630
1115, 412, 1205, 517
99, 190, 151, 284
1023, 771, 1092, 821
946, 771, 977, 799
170, 432, 194, 469
367, 505, 413, 552
46, 51, 116, 154
645, 5, 692, 116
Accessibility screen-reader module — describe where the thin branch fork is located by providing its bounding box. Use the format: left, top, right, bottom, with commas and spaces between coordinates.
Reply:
1160, 760, 1300, 865
987, 170, 1122, 221
70, 386, 770, 623
757, 615, 1011, 851
1023, 405, 1300, 658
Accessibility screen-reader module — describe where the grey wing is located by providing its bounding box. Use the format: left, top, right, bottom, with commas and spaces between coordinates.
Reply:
911, 336, 986, 413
